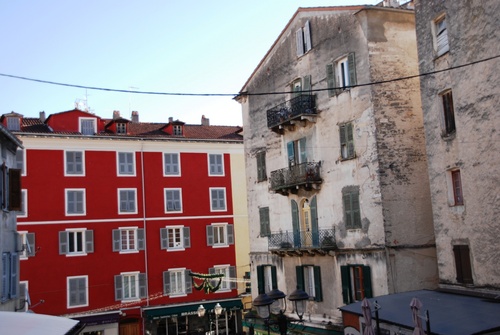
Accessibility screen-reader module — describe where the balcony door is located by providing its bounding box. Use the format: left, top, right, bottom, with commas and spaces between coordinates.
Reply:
291, 196, 318, 247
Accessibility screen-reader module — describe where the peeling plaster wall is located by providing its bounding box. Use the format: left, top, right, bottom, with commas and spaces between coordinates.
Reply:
415, 0, 500, 290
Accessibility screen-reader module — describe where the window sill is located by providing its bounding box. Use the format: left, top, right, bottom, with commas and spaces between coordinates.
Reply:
119, 250, 140, 254
65, 252, 88, 257
167, 248, 186, 252
168, 293, 188, 298
441, 131, 456, 141
339, 155, 356, 162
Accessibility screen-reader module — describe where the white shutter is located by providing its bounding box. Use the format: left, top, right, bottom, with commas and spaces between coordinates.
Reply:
296, 29, 304, 57
304, 20, 312, 52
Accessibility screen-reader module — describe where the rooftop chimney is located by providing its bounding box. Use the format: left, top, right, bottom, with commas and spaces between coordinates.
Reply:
201, 115, 210, 126
39, 111, 46, 122
113, 110, 120, 120
131, 111, 139, 123
383, 0, 400, 7
169, 117, 174, 123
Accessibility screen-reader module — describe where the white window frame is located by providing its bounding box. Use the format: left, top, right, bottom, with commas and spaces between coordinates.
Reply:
119, 227, 138, 252
209, 187, 226, 212
164, 188, 182, 213
163, 152, 181, 176
62, 228, 90, 256
65, 189, 86, 216
173, 125, 183, 136
213, 265, 231, 292
67, 275, 88, 308
116, 122, 127, 134
167, 268, 187, 297
18, 231, 28, 259
117, 152, 136, 176
17, 189, 27, 218
263, 265, 273, 294
64, 150, 85, 176
79, 117, 97, 135
118, 188, 138, 214
121, 271, 140, 301
208, 154, 224, 176
166, 226, 183, 250
212, 223, 228, 247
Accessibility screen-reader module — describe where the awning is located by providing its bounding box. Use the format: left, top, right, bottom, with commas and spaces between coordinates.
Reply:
144, 298, 243, 320
0, 311, 81, 335
71, 311, 120, 326
339, 289, 500, 335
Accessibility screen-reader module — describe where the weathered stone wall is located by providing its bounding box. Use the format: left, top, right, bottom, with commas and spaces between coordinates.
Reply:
415, 0, 500, 290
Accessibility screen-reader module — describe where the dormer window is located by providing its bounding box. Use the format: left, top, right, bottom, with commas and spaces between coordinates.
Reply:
173, 125, 183, 136
79, 117, 96, 135
116, 122, 127, 134
6, 117, 20, 131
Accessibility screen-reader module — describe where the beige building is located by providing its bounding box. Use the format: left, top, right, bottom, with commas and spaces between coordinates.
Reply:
237, 3, 438, 333
414, 0, 500, 294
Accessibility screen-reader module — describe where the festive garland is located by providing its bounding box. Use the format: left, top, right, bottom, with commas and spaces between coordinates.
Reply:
189, 272, 224, 293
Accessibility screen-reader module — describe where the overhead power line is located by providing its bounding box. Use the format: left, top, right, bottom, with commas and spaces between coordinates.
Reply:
0, 54, 498, 97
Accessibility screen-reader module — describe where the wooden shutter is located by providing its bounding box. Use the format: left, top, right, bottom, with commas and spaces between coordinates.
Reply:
348, 53, 357, 86
139, 273, 147, 298
8, 169, 21, 211
340, 265, 351, 304
185, 269, 193, 293
271, 266, 278, 290
227, 224, 234, 245
291, 200, 300, 247
313, 266, 322, 302
160, 228, 168, 250
310, 196, 319, 246
137, 228, 145, 250
26, 233, 35, 257
206, 225, 214, 246
362, 266, 372, 298
436, 18, 449, 56
287, 141, 295, 167
304, 20, 312, 52
114, 275, 123, 300
59, 231, 68, 255
229, 266, 237, 289
299, 138, 307, 163
85, 230, 94, 253
352, 192, 361, 229
10, 253, 18, 298
453, 245, 473, 284
296, 28, 304, 57
257, 265, 265, 294
343, 193, 352, 229
326, 63, 337, 97
1, 253, 9, 300
183, 227, 191, 248
257, 151, 266, 182
259, 207, 270, 237
347, 123, 355, 158
112, 229, 121, 252
163, 271, 170, 294
295, 266, 304, 291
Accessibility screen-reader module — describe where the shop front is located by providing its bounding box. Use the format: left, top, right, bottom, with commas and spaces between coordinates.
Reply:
144, 298, 243, 335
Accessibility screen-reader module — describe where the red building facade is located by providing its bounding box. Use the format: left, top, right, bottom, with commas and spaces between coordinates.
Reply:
6, 109, 245, 335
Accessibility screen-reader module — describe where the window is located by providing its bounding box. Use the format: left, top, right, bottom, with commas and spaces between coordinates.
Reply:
206, 224, 234, 247
340, 265, 372, 304
296, 20, 311, 57
173, 125, 183, 136
116, 122, 127, 134
164, 153, 180, 176
336, 53, 357, 90
208, 154, 224, 176
118, 189, 137, 214
67, 276, 88, 308
441, 90, 456, 136
6, 168, 21, 212
160, 226, 191, 250
17, 190, 27, 217
256, 151, 267, 182
18, 231, 35, 259
287, 138, 307, 167
163, 269, 192, 296
343, 186, 361, 229
112, 228, 145, 252
117, 152, 135, 176
18, 281, 28, 311
6, 117, 20, 131
296, 265, 322, 302
210, 188, 226, 211
209, 266, 236, 291
59, 229, 94, 256
1, 252, 19, 302
165, 188, 182, 213
15, 149, 24, 175
65, 151, 84, 175
114, 272, 147, 301
453, 245, 473, 284
339, 122, 355, 159
291, 197, 319, 248
434, 15, 449, 56
256, 265, 277, 294
65, 189, 85, 215
448, 169, 464, 206
259, 207, 270, 237
79, 118, 96, 135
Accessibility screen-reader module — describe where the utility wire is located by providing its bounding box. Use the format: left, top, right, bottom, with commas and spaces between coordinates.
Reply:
0, 54, 498, 97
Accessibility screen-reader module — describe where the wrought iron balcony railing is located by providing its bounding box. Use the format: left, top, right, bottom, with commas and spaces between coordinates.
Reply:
269, 161, 322, 194
267, 94, 317, 132
268, 228, 336, 251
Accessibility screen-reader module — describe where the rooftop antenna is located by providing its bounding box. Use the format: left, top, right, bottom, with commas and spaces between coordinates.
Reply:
74, 89, 93, 113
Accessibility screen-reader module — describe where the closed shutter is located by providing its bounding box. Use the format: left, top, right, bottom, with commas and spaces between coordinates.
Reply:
257, 151, 266, 181
137, 229, 145, 250
348, 53, 357, 86
10, 253, 18, 298
185, 269, 193, 293
271, 266, 278, 290
304, 20, 312, 52
1, 253, 9, 301
326, 63, 337, 97
114, 275, 123, 301
310, 196, 319, 246
9, 169, 21, 211
229, 266, 237, 289
291, 200, 300, 247
296, 28, 304, 57
163, 271, 170, 294
139, 273, 147, 298
160, 228, 168, 250
112, 229, 121, 251
227, 224, 234, 245
59, 231, 68, 255
362, 266, 372, 298
183, 227, 191, 248
340, 266, 351, 304
206, 226, 214, 246
259, 207, 270, 237
257, 265, 265, 294
346, 123, 355, 158
313, 266, 322, 302
352, 192, 361, 229
296, 266, 304, 291
85, 230, 94, 253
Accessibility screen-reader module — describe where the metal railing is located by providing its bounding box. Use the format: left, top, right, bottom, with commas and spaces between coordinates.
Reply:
269, 162, 321, 192
266, 94, 317, 129
268, 228, 336, 250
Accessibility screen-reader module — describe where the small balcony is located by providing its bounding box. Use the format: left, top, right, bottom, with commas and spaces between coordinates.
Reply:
268, 228, 336, 256
267, 94, 317, 134
269, 161, 322, 195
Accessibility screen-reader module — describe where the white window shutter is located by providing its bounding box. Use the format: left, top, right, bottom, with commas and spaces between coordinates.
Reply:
160, 228, 168, 250
59, 231, 68, 255
114, 275, 123, 301
304, 20, 312, 52
85, 230, 94, 253
112, 229, 121, 252
296, 29, 304, 57
183, 227, 191, 248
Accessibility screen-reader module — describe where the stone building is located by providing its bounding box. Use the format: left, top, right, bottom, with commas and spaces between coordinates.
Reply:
237, 3, 438, 333
414, 0, 500, 294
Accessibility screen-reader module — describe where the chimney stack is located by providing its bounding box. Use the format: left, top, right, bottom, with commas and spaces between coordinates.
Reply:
169, 117, 174, 123
131, 111, 139, 123
39, 111, 46, 122
113, 110, 120, 120
201, 115, 210, 126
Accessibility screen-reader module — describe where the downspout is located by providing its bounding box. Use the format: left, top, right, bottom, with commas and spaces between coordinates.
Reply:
140, 139, 149, 335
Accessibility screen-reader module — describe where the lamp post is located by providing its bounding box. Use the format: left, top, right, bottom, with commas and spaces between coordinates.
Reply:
250, 288, 309, 335
198, 303, 223, 335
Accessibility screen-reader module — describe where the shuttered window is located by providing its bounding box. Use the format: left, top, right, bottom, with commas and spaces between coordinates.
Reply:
339, 122, 355, 159
453, 245, 473, 284
209, 154, 224, 176
165, 189, 182, 212
65, 151, 84, 175
256, 265, 277, 294
296, 20, 312, 57
66, 189, 85, 215
119, 189, 137, 213
259, 207, 270, 237
206, 224, 234, 247
256, 151, 267, 182
210, 188, 226, 211
164, 153, 180, 176
343, 187, 361, 229
296, 265, 322, 302
68, 276, 88, 307
451, 170, 464, 206
435, 16, 449, 56
115, 273, 147, 301
340, 265, 372, 304
163, 269, 192, 296
118, 152, 135, 175
441, 90, 456, 136
59, 229, 93, 255
160, 227, 190, 250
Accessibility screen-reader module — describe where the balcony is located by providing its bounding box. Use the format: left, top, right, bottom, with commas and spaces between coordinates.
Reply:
268, 228, 336, 256
267, 94, 317, 134
269, 162, 322, 195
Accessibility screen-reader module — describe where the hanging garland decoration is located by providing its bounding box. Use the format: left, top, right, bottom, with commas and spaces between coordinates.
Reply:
189, 271, 224, 294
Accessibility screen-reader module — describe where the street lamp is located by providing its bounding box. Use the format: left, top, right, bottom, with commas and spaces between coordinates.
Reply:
197, 303, 223, 335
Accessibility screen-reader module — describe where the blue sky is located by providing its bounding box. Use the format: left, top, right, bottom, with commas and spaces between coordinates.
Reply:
0, 1, 380, 126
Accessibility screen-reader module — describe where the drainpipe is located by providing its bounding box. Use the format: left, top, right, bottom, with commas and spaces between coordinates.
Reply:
141, 139, 149, 306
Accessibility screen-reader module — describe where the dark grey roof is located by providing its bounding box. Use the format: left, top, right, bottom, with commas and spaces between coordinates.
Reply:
339, 290, 500, 335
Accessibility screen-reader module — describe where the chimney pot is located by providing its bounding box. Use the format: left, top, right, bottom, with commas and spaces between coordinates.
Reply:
169, 117, 173, 123
131, 111, 139, 123
39, 111, 46, 122
113, 110, 120, 120
201, 115, 210, 126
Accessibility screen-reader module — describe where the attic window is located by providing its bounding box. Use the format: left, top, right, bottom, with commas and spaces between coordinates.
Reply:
173, 125, 183, 136
6, 117, 20, 131
116, 122, 127, 134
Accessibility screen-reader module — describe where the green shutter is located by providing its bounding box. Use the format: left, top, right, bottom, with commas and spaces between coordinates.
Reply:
362, 266, 372, 298
259, 207, 270, 237
112, 229, 121, 251
310, 196, 319, 246
352, 191, 361, 229
313, 266, 323, 302
343, 193, 352, 229
257, 265, 265, 294
296, 266, 304, 291
348, 52, 357, 86
183, 227, 191, 248
339, 124, 347, 156
326, 63, 336, 97
271, 266, 278, 290
347, 123, 355, 158
291, 200, 300, 247
299, 138, 307, 163
114, 275, 123, 301
287, 141, 295, 167
340, 266, 351, 304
